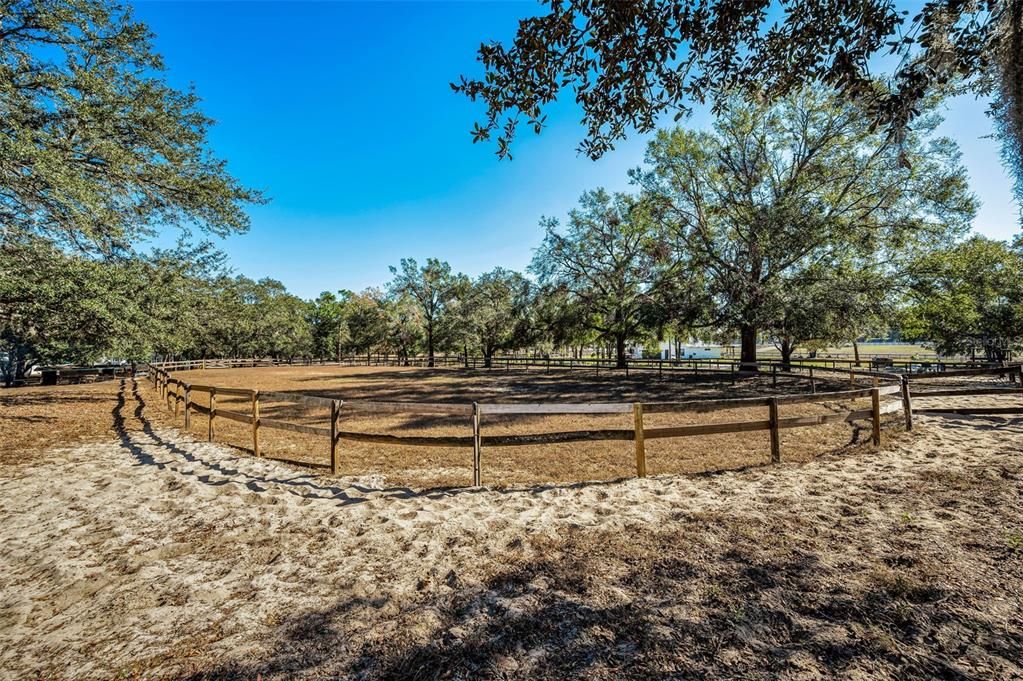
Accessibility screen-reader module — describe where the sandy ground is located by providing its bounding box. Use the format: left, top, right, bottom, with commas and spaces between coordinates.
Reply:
0, 378, 1020, 678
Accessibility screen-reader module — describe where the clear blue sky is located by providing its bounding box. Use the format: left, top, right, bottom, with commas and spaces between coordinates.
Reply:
135, 1, 1021, 300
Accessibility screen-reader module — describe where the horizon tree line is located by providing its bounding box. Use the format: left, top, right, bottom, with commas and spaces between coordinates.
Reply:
6, 89, 1023, 384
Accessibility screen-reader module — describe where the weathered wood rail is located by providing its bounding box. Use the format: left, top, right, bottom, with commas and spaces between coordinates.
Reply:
140, 357, 1011, 486
340, 351, 1012, 375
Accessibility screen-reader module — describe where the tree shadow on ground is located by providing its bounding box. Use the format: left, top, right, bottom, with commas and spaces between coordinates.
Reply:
110, 379, 374, 505
184, 512, 1021, 680
281, 368, 836, 404
918, 413, 1023, 433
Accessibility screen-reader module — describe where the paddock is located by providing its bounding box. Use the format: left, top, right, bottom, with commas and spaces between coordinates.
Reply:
141, 361, 927, 489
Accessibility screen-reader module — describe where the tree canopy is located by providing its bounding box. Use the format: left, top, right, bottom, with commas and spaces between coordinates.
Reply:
634, 91, 975, 365
531, 189, 691, 367
901, 235, 1023, 361
453, 1, 1022, 215
387, 258, 459, 367
0, 0, 261, 253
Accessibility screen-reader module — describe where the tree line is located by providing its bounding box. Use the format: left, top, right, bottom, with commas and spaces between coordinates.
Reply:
7, 89, 1022, 385
3, 1, 1021, 386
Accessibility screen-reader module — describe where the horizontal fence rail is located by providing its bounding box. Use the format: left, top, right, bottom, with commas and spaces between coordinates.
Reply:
144, 357, 1023, 486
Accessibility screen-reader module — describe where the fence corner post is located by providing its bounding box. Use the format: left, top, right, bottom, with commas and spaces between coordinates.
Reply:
471, 402, 482, 486
768, 397, 781, 463
871, 387, 881, 447
633, 403, 646, 477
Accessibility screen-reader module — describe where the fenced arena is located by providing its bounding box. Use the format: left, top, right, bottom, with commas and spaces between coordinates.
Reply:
145, 357, 1023, 488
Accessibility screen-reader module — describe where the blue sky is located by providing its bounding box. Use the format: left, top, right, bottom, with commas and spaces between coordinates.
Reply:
135, 1, 1021, 300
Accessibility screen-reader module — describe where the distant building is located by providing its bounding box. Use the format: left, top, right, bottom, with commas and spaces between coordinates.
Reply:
657, 341, 721, 360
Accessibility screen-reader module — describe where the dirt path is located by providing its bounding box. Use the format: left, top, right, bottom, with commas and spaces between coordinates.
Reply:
0, 379, 1020, 679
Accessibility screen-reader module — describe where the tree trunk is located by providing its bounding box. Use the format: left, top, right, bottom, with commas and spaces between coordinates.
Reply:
740, 324, 758, 371
1, 344, 14, 388
615, 335, 627, 369
427, 321, 435, 368
780, 338, 794, 372
853, 340, 861, 367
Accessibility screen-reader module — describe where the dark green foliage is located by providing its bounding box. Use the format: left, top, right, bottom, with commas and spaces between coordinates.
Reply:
454, 0, 1013, 184
901, 236, 1023, 361
387, 258, 458, 367
0, 0, 262, 254
530, 189, 705, 367
634, 91, 974, 364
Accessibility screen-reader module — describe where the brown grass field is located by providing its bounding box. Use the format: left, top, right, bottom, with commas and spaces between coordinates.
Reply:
1, 367, 1021, 679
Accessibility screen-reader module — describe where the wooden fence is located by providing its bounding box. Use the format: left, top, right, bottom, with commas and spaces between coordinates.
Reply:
154, 353, 1012, 374
331, 352, 999, 374
141, 358, 995, 486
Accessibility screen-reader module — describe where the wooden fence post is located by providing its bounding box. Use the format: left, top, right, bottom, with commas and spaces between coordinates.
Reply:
849, 370, 855, 385
633, 403, 646, 477
471, 402, 482, 486
772, 364, 777, 387
901, 376, 914, 431
208, 387, 216, 442
252, 390, 260, 457
330, 399, 340, 474
809, 366, 816, 394
871, 387, 882, 447
768, 397, 781, 463
184, 386, 191, 429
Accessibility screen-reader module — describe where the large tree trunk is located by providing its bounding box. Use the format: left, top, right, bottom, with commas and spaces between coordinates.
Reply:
853, 340, 861, 367
779, 338, 794, 372
740, 324, 758, 371
615, 334, 627, 369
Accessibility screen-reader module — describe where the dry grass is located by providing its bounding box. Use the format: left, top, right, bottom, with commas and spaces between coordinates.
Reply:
164, 364, 903, 488
0, 379, 176, 467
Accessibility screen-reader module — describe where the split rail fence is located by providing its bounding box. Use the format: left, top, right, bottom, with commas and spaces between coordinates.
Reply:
141, 358, 1023, 486
330, 353, 1001, 376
